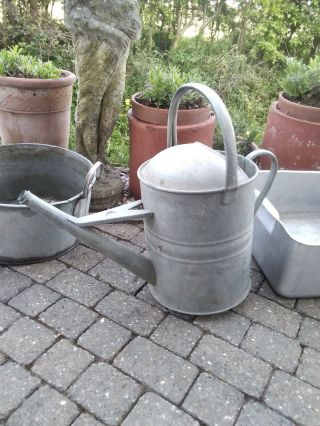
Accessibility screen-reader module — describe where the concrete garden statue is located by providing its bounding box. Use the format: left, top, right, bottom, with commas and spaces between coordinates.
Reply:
64, 0, 141, 210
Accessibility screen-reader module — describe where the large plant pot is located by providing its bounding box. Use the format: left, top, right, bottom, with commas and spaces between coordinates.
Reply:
0, 71, 76, 148
128, 93, 215, 198
261, 92, 320, 170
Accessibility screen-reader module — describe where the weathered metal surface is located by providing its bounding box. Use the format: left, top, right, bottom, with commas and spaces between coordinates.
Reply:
253, 170, 320, 298
0, 144, 96, 264
19, 191, 157, 285
21, 84, 277, 314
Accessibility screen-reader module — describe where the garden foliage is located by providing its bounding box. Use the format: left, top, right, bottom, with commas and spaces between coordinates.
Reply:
282, 56, 320, 106
0, 0, 319, 164
0, 45, 61, 78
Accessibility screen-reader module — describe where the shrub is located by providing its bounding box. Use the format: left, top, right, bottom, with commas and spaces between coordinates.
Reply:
0, 15, 74, 72
171, 39, 281, 147
108, 38, 282, 164
281, 56, 320, 106
136, 63, 205, 109
0, 45, 61, 79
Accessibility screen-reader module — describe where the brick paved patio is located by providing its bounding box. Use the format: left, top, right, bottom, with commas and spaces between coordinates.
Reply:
0, 221, 320, 425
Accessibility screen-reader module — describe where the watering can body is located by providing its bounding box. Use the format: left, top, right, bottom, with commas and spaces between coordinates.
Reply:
139, 154, 260, 314
20, 83, 277, 315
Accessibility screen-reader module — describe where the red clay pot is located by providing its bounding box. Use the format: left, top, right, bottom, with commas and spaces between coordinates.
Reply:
0, 70, 76, 148
261, 92, 320, 170
128, 93, 216, 198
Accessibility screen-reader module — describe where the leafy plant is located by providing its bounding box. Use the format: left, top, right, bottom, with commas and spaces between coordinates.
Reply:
137, 63, 206, 109
0, 45, 61, 79
282, 55, 320, 106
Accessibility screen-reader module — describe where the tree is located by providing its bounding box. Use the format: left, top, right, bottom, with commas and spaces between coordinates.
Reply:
234, 0, 320, 63
2, 0, 17, 24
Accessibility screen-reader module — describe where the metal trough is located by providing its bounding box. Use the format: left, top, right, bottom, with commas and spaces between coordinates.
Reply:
253, 170, 320, 297
0, 144, 99, 264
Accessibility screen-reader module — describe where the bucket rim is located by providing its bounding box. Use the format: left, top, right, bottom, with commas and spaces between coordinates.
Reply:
0, 143, 93, 208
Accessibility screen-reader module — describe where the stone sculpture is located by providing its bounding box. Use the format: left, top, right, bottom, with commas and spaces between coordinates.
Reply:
64, 0, 141, 209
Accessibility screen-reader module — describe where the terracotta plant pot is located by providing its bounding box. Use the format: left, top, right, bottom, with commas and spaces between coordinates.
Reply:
0, 71, 76, 148
128, 93, 216, 198
261, 92, 320, 170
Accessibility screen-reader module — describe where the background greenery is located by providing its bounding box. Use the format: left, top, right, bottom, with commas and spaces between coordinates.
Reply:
1, 0, 319, 164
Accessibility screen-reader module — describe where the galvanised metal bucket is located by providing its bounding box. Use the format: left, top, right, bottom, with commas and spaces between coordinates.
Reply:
0, 144, 100, 264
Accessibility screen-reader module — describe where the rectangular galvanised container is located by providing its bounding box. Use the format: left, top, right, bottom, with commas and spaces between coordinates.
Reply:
253, 170, 320, 297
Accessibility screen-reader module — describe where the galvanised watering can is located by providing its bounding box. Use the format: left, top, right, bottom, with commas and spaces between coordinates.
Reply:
20, 83, 277, 315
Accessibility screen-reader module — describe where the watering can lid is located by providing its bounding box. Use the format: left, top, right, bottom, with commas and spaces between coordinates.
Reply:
138, 142, 248, 192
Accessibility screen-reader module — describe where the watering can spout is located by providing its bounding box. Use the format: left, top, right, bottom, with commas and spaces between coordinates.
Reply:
18, 191, 157, 285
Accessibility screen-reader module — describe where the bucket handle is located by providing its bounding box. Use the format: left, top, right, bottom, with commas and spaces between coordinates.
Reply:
81, 162, 103, 199
246, 149, 278, 214
167, 83, 238, 199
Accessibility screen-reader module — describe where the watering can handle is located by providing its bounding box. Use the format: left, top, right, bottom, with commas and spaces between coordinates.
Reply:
167, 83, 238, 194
246, 149, 278, 214
81, 162, 103, 199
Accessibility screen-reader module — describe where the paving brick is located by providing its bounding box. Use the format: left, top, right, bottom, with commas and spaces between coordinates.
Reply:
0, 362, 40, 420
265, 371, 320, 426
0, 268, 32, 302
72, 413, 104, 426
194, 312, 250, 346
137, 287, 193, 320
250, 269, 265, 291
59, 244, 105, 272
151, 315, 202, 357
68, 362, 141, 425
116, 239, 144, 253
9, 284, 60, 317
136, 285, 168, 311
12, 260, 67, 283
241, 324, 302, 373
190, 334, 272, 398
95, 223, 141, 240
133, 220, 144, 229
0, 302, 20, 331
130, 231, 147, 249
39, 298, 98, 339
78, 317, 131, 361
299, 317, 320, 351
296, 298, 320, 320
258, 282, 296, 309
123, 392, 199, 426
234, 293, 302, 338
46, 268, 110, 307
235, 400, 294, 426
114, 337, 198, 404
95, 291, 164, 336
183, 372, 244, 426
0, 318, 55, 365
7, 384, 79, 426
296, 347, 320, 389
32, 339, 94, 391
89, 258, 145, 294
